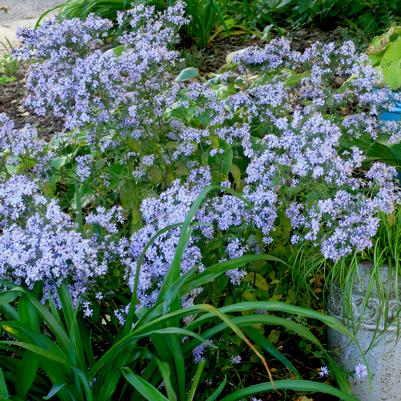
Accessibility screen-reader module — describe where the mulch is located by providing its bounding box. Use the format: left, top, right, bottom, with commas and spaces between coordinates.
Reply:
0, 65, 63, 138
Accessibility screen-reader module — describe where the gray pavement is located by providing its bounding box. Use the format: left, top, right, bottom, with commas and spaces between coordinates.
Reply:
0, 0, 65, 51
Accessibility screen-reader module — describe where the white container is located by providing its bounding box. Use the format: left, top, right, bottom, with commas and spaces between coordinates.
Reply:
328, 263, 401, 401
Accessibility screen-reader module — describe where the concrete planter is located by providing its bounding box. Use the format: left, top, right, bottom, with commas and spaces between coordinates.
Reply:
328, 263, 401, 401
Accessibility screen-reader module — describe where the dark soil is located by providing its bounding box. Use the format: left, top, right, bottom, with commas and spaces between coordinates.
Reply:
191, 27, 364, 75
0, 66, 63, 138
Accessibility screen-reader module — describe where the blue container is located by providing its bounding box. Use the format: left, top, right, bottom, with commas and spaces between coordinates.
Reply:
379, 95, 401, 121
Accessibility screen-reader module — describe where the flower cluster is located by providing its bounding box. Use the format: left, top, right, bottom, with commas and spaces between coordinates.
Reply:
126, 167, 250, 308
17, 2, 187, 137
0, 176, 108, 304
163, 38, 400, 261
0, 113, 45, 161
4, 3, 400, 308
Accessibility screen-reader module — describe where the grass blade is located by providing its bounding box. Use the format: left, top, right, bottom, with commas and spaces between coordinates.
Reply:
16, 293, 40, 398
205, 376, 227, 401
158, 184, 250, 308
0, 341, 70, 366
218, 380, 359, 401
0, 291, 21, 305
184, 254, 284, 292
125, 222, 182, 335
43, 383, 67, 400
187, 359, 205, 401
121, 367, 170, 401
154, 358, 178, 401
244, 327, 301, 379
0, 368, 9, 399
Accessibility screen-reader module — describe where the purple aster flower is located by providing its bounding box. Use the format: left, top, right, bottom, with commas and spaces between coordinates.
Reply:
355, 363, 368, 379
231, 355, 242, 365
319, 366, 329, 377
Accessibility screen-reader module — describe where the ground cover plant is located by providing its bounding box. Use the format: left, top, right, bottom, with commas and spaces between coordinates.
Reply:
1, 1, 401, 400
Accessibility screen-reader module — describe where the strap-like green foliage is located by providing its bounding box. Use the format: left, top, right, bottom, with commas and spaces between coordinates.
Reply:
0, 188, 360, 401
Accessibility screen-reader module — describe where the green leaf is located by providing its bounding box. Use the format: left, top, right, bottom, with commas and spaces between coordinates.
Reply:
121, 367, 170, 401
381, 37, 401, 89
158, 185, 251, 309
50, 156, 68, 170
368, 141, 397, 162
125, 222, 183, 335
150, 167, 163, 184
187, 314, 323, 353
0, 291, 20, 305
119, 180, 137, 210
58, 285, 86, 370
22, 291, 69, 350
0, 368, 9, 400
113, 45, 124, 57
184, 254, 283, 293
43, 383, 67, 400
245, 327, 301, 378
90, 325, 202, 379
73, 368, 93, 401
220, 141, 233, 177
95, 370, 121, 401
218, 301, 354, 338
204, 376, 227, 401
2, 339, 70, 366
154, 358, 177, 401
219, 380, 359, 401
187, 360, 205, 401
16, 352, 39, 398
165, 335, 185, 401
284, 70, 309, 87
175, 67, 200, 82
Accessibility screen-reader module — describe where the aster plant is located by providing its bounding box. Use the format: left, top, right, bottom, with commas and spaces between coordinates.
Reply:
13, 2, 401, 306
0, 1, 398, 399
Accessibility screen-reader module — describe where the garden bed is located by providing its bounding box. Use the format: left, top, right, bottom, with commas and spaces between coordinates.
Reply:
1, 2, 401, 401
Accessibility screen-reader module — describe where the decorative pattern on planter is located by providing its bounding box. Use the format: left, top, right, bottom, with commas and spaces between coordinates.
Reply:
328, 263, 401, 401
